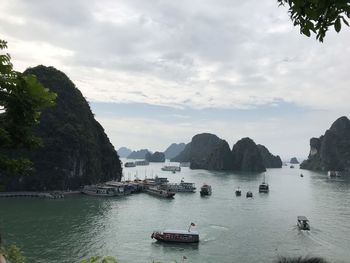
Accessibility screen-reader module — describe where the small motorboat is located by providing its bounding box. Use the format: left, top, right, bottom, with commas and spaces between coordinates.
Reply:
151, 223, 199, 243
235, 187, 242, 196
297, 216, 310, 230
300, 174, 304, 177
290, 165, 294, 168
200, 184, 212, 196
246, 191, 253, 198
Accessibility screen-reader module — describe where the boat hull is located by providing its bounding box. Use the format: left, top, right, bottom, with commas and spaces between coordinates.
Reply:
152, 232, 199, 243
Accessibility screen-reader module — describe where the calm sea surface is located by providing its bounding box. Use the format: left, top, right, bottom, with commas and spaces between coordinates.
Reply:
1, 161, 350, 263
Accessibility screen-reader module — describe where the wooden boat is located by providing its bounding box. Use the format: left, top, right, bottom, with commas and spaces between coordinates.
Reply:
290, 165, 294, 168
161, 165, 181, 172
200, 184, 212, 196
300, 174, 304, 177
235, 187, 242, 196
297, 216, 310, 230
246, 191, 253, 198
146, 187, 175, 198
151, 223, 199, 243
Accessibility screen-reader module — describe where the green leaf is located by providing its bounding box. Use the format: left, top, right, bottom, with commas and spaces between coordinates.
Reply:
335, 18, 341, 32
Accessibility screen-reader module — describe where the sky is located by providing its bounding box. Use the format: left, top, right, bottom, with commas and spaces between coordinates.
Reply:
1, 0, 349, 160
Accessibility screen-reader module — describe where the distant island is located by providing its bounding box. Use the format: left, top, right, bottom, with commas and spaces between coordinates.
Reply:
301, 116, 350, 172
0, 66, 122, 191
146, 151, 165, 162
163, 143, 186, 159
117, 147, 132, 158
290, 157, 299, 164
127, 149, 151, 159
171, 133, 282, 172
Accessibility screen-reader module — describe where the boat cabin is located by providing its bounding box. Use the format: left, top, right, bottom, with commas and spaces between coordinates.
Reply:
151, 229, 199, 243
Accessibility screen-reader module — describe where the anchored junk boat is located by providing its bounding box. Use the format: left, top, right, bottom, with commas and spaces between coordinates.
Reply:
82, 185, 116, 197
146, 186, 175, 198
161, 165, 181, 172
151, 223, 199, 243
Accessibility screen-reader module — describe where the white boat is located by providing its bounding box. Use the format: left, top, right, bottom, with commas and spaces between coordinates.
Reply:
82, 185, 116, 197
166, 180, 196, 192
161, 165, 181, 172
124, 162, 136, 167
297, 216, 310, 230
146, 187, 175, 198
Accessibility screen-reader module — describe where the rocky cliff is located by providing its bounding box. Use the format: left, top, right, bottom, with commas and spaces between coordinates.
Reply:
290, 157, 299, 164
164, 143, 186, 159
2, 65, 122, 191
146, 151, 165, 162
257, 145, 282, 168
232, 138, 266, 172
300, 116, 350, 172
127, 149, 150, 159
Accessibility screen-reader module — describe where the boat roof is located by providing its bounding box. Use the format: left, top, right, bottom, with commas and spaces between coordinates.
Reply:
163, 229, 199, 235
297, 216, 309, 221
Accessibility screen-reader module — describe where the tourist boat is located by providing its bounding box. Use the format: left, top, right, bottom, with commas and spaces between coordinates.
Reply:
161, 165, 181, 172
200, 184, 212, 196
235, 187, 242, 196
124, 162, 136, 167
135, 160, 149, 166
259, 182, 269, 193
328, 171, 342, 177
166, 180, 196, 192
146, 186, 175, 198
82, 185, 116, 197
297, 216, 310, 230
151, 223, 199, 243
246, 191, 253, 198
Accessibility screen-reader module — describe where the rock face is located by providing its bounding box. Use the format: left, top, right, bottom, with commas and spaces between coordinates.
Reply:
1, 66, 122, 191
127, 149, 150, 159
171, 143, 191, 162
189, 133, 233, 170
257, 145, 282, 168
117, 147, 132, 158
290, 157, 299, 164
171, 133, 232, 170
300, 116, 350, 172
232, 138, 266, 172
164, 143, 186, 159
146, 151, 165, 162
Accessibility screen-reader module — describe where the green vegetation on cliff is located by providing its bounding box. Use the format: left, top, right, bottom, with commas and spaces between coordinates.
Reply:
1, 65, 122, 191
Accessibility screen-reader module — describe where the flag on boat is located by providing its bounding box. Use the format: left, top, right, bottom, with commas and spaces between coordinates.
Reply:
191, 222, 195, 226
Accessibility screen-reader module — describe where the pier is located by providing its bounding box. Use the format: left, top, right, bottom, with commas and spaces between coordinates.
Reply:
0, 191, 65, 199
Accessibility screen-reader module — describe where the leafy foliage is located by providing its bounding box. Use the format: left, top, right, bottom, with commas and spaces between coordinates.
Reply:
0, 244, 26, 263
0, 39, 56, 174
80, 256, 118, 263
278, 0, 350, 41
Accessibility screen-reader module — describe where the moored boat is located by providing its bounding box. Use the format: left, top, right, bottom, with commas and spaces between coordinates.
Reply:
200, 184, 212, 196
146, 187, 175, 198
82, 185, 116, 197
259, 182, 269, 193
135, 160, 149, 166
235, 187, 242, 196
166, 180, 196, 192
246, 191, 253, 198
161, 165, 181, 172
297, 216, 310, 230
124, 162, 136, 168
151, 223, 199, 243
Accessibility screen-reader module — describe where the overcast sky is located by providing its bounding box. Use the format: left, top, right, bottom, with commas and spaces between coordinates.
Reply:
1, 0, 349, 160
